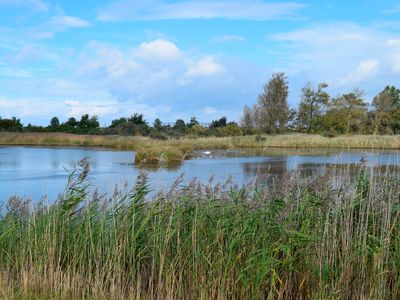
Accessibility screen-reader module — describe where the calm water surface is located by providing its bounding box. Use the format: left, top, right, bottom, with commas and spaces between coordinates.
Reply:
1, 146, 400, 201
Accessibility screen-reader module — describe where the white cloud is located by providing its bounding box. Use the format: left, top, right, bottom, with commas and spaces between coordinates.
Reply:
76, 40, 227, 103
212, 34, 245, 43
134, 39, 182, 61
97, 0, 305, 21
51, 16, 91, 28
273, 23, 369, 44
0, 97, 60, 118
0, 98, 17, 108
65, 100, 119, 117
19, 14, 92, 41
64, 99, 171, 120
0, 36, 265, 124
341, 59, 380, 85
185, 56, 225, 77
78, 41, 141, 81
200, 106, 232, 120
270, 22, 400, 99
53, 38, 255, 123
387, 39, 400, 47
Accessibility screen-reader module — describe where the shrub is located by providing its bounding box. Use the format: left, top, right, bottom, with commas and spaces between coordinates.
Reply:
322, 128, 337, 138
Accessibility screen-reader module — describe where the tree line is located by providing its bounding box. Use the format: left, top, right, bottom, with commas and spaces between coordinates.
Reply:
0, 113, 242, 139
241, 73, 400, 136
1, 72, 399, 138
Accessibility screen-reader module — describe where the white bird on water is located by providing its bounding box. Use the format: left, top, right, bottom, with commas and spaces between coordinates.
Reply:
203, 151, 212, 158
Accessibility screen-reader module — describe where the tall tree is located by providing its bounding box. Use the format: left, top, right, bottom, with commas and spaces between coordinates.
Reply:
129, 113, 149, 135
78, 114, 100, 132
65, 117, 77, 128
50, 117, 60, 129
321, 90, 368, 134
129, 113, 148, 127
372, 85, 400, 134
188, 117, 199, 127
153, 118, 163, 131
174, 119, 187, 133
297, 82, 329, 132
256, 72, 289, 133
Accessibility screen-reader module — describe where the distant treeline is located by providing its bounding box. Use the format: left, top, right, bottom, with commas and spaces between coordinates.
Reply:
1, 73, 399, 138
0, 114, 241, 139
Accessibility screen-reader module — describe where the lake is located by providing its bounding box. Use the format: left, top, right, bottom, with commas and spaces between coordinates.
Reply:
1, 146, 399, 201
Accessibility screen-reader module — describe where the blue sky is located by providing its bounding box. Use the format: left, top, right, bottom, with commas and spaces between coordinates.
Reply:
1, 0, 400, 125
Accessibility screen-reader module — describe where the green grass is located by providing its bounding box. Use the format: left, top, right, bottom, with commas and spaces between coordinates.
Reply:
1, 160, 400, 299
1, 132, 400, 165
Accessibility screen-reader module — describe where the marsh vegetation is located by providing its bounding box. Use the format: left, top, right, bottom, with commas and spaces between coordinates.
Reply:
1, 159, 400, 299
1, 132, 400, 165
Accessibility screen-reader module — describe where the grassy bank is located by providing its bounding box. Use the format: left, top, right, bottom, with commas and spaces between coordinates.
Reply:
1, 161, 400, 299
1, 132, 400, 164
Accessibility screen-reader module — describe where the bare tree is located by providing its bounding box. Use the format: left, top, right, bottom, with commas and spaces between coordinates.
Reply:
240, 105, 255, 128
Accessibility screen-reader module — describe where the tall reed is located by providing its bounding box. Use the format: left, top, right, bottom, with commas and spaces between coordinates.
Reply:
1, 160, 400, 299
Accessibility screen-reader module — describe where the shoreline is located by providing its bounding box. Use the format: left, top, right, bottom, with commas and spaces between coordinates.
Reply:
1, 132, 400, 164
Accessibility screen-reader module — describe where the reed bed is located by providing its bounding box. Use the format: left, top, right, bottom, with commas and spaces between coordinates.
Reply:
1, 132, 400, 164
1, 159, 400, 299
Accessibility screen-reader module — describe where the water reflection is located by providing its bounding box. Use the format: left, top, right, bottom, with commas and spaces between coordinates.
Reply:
237, 149, 400, 183
0, 146, 399, 201
243, 160, 400, 184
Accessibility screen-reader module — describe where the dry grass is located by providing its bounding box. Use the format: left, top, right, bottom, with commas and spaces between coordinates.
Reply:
1, 160, 400, 299
232, 133, 400, 149
1, 132, 400, 164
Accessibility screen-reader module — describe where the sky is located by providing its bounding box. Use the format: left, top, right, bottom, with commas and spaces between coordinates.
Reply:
0, 0, 400, 126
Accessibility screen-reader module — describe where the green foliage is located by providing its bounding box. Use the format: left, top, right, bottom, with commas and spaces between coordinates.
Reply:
241, 76, 399, 136
173, 119, 187, 133
215, 123, 243, 136
128, 113, 148, 127
255, 72, 290, 133
153, 118, 162, 131
297, 82, 329, 132
188, 116, 199, 127
50, 116, 60, 129
0, 117, 23, 132
372, 85, 400, 134
75, 114, 100, 134
66, 117, 77, 127
320, 90, 368, 134
185, 124, 207, 136
210, 116, 227, 129
108, 114, 149, 136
